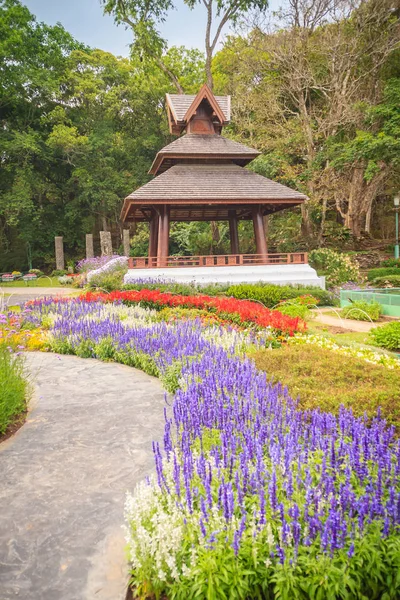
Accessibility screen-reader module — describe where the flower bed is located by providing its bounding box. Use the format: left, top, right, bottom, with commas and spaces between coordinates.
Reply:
0, 311, 29, 436
25, 297, 400, 598
79, 290, 305, 336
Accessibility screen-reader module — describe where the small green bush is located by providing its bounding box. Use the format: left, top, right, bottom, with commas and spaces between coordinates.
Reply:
369, 322, 400, 351
226, 283, 333, 307
51, 269, 67, 277
276, 303, 310, 319
89, 271, 125, 291
372, 275, 400, 288
341, 300, 382, 322
367, 267, 400, 281
58, 275, 73, 285
381, 258, 400, 268
0, 345, 28, 435
309, 249, 361, 287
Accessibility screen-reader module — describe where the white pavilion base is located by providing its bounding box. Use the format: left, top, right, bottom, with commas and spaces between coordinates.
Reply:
124, 264, 325, 289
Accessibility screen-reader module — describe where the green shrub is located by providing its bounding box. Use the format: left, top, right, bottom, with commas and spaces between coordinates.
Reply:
58, 275, 73, 285
372, 275, 400, 288
0, 345, 28, 435
369, 322, 400, 351
341, 300, 382, 321
381, 258, 400, 268
367, 267, 400, 281
122, 282, 231, 295
89, 271, 125, 291
276, 303, 310, 319
252, 344, 400, 428
51, 269, 67, 277
226, 283, 333, 307
309, 249, 361, 287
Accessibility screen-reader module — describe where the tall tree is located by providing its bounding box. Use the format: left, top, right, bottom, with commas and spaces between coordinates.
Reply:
102, 0, 269, 90
214, 0, 400, 240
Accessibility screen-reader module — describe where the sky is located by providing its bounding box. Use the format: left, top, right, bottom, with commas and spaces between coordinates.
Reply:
23, 0, 280, 57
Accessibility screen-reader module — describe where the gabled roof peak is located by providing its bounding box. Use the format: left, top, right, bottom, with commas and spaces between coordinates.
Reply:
166, 85, 230, 135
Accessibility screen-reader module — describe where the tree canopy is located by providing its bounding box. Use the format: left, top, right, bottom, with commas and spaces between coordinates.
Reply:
0, 0, 399, 270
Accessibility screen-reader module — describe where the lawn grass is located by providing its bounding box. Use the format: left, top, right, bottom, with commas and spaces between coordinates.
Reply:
0, 344, 29, 436
251, 344, 400, 429
0, 276, 62, 288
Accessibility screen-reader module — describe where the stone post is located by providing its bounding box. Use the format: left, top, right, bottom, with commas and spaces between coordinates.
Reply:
123, 229, 130, 257
85, 234, 94, 259
99, 231, 112, 256
55, 236, 64, 271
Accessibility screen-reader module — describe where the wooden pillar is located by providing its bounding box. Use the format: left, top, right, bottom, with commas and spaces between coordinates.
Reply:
252, 206, 268, 258
157, 205, 170, 267
85, 234, 94, 259
100, 231, 112, 256
55, 236, 64, 271
228, 209, 240, 255
148, 212, 159, 263
123, 229, 130, 257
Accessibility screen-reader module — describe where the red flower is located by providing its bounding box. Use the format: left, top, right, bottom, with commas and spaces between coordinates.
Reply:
79, 290, 306, 335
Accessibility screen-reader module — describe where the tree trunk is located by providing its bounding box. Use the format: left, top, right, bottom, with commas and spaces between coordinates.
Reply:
205, 1, 213, 90
345, 164, 387, 238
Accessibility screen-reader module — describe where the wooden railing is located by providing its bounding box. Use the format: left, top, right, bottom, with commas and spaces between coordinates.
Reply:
128, 253, 308, 269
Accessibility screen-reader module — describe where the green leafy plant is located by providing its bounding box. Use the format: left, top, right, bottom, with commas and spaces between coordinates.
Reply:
341, 300, 382, 322
369, 322, 400, 351
381, 258, 400, 268
309, 249, 361, 287
227, 283, 333, 308
367, 267, 400, 281
372, 275, 400, 288
88, 271, 126, 291
58, 275, 73, 285
0, 344, 28, 435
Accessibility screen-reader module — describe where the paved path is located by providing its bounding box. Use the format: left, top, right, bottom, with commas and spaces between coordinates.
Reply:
311, 308, 389, 333
0, 352, 166, 600
0, 287, 75, 309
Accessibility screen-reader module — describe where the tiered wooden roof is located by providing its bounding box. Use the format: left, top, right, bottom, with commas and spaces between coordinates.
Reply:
121, 83, 307, 224
121, 165, 306, 222
149, 134, 260, 175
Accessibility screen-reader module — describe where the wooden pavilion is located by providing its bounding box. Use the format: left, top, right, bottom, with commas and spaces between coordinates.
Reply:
121, 84, 308, 269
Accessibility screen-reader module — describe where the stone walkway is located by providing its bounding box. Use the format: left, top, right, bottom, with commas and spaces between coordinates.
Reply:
0, 352, 166, 600
0, 286, 75, 309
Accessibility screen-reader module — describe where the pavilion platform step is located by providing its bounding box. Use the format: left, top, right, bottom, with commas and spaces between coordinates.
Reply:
124, 264, 325, 289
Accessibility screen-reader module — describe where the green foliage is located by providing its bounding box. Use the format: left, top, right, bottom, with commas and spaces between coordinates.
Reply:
252, 344, 400, 428
0, 344, 28, 435
123, 281, 232, 295
88, 271, 125, 292
227, 283, 333, 308
276, 297, 316, 320
381, 258, 400, 268
276, 303, 310, 319
341, 301, 382, 322
369, 322, 400, 351
58, 275, 73, 285
367, 267, 400, 281
162, 360, 184, 393
309, 249, 361, 287
372, 275, 400, 288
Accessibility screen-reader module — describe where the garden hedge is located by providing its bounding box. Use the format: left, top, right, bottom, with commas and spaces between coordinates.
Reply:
367, 267, 400, 281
